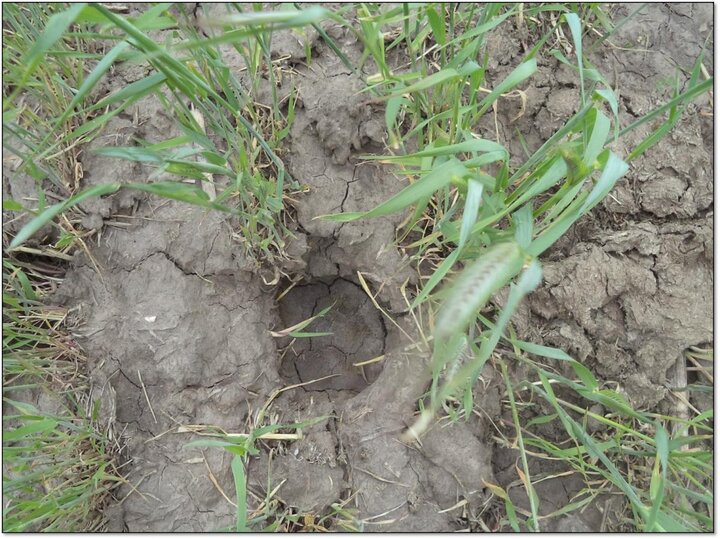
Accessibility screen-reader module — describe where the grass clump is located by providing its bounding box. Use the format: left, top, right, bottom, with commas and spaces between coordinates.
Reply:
487, 340, 714, 532
320, 3, 713, 532
2, 4, 96, 193
2, 3, 335, 532
4, 3, 329, 266
182, 395, 356, 532
2, 258, 124, 532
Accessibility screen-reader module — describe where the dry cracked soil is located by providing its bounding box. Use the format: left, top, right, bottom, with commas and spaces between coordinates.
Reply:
7, 3, 712, 532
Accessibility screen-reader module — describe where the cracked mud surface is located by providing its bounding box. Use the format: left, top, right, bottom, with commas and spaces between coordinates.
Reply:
41, 3, 712, 532
278, 278, 387, 392
55, 203, 279, 531
486, 3, 714, 412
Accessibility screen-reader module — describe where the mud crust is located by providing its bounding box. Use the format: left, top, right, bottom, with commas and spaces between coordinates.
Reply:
43, 3, 712, 532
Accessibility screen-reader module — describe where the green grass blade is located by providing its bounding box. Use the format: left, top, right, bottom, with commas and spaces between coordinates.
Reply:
646, 422, 670, 530
180, 7, 330, 50
4, 419, 58, 442
201, 8, 326, 26
93, 146, 164, 163
458, 177, 483, 249
319, 158, 468, 222
627, 101, 680, 162
512, 204, 533, 250
587, 3, 646, 53
508, 158, 567, 210
8, 183, 121, 250
411, 248, 461, 309
184, 439, 247, 457
364, 138, 507, 161
528, 150, 628, 256
593, 88, 619, 141
89, 72, 166, 111
445, 7, 517, 50
476, 58, 537, 117
385, 95, 409, 134
564, 13, 585, 105
614, 78, 712, 142
231, 456, 249, 532
387, 68, 460, 98
35, 42, 130, 158
3, 3, 87, 110
125, 181, 213, 207
513, 340, 574, 361
536, 373, 646, 510
426, 6, 446, 46
583, 108, 611, 165
501, 360, 540, 531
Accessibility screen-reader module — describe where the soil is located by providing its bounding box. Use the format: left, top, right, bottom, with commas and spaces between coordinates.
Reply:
27, 3, 712, 532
